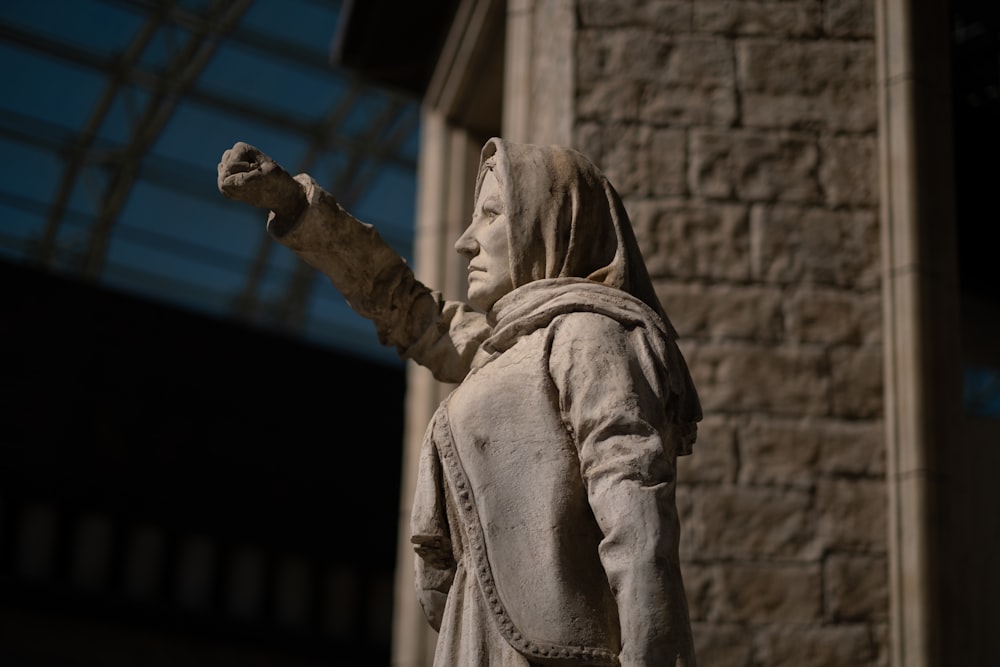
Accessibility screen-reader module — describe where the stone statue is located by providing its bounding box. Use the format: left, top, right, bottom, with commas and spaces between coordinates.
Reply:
218, 137, 702, 666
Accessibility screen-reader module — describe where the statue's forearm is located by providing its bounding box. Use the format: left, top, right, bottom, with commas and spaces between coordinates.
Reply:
269, 175, 487, 381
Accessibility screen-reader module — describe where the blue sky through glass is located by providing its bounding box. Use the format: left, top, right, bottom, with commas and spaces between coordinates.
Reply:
0, 0, 420, 367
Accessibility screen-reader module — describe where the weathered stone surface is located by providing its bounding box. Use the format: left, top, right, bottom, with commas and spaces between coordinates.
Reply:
688, 485, 821, 560
648, 127, 690, 195
740, 417, 886, 486
739, 417, 823, 488
576, 28, 672, 87
738, 40, 877, 131
656, 36, 735, 87
825, 0, 876, 38
577, 123, 687, 197
750, 204, 880, 289
599, 125, 688, 196
696, 1, 822, 37
686, 341, 830, 416
714, 562, 822, 622
679, 562, 715, 621
655, 282, 784, 341
830, 343, 883, 419
578, 0, 693, 30
819, 135, 879, 208
786, 286, 882, 345
690, 130, 821, 203
577, 30, 738, 126
690, 622, 753, 667
639, 80, 738, 127
631, 200, 751, 281
816, 478, 887, 552
824, 553, 889, 621
577, 78, 642, 122
755, 624, 879, 666
814, 419, 885, 476
677, 415, 737, 484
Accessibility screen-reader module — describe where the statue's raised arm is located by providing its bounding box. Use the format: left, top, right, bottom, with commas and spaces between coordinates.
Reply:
216, 141, 489, 382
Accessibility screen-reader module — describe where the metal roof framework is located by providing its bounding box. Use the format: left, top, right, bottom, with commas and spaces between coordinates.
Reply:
0, 0, 421, 365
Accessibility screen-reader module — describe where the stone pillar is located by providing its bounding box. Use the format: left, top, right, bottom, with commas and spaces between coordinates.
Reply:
391, 110, 482, 667
503, 0, 575, 145
875, 0, 963, 665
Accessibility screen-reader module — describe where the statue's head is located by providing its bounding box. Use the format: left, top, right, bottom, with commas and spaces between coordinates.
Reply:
456, 137, 664, 319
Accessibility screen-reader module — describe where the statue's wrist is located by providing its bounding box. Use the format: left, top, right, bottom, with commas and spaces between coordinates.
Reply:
268, 186, 308, 236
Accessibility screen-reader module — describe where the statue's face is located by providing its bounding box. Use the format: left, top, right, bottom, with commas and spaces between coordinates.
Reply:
455, 169, 513, 312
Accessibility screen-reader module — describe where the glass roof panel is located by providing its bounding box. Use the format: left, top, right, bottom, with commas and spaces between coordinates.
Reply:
240, 0, 341, 49
136, 21, 196, 73
0, 0, 142, 56
96, 86, 155, 145
198, 41, 347, 124
0, 0, 420, 368
0, 42, 107, 130
0, 137, 64, 213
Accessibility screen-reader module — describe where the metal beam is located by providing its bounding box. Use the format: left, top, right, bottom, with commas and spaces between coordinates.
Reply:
81, 0, 254, 279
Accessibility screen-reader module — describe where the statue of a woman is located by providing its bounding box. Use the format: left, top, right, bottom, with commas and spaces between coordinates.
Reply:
218, 137, 702, 666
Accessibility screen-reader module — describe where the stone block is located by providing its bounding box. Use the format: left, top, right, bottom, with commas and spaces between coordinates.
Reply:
816, 478, 887, 552
754, 623, 880, 666
579, 124, 687, 197
829, 343, 883, 419
740, 417, 886, 485
676, 481, 696, 546
654, 282, 784, 341
738, 39, 877, 131
646, 36, 738, 126
696, 1, 822, 37
786, 287, 882, 345
577, 0, 693, 30
685, 341, 830, 417
819, 135, 878, 208
815, 419, 885, 476
677, 414, 737, 484
639, 82, 738, 127
825, 0, 876, 38
738, 417, 822, 488
680, 562, 716, 621
631, 200, 751, 281
573, 121, 603, 160
688, 485, 822, 560
658, 36, 735, 86
750, 204, 880, 289
690, 130, 821, 203
691, 622, 753, 667
576, 27, 671, 84
714, 562, 822, 623
577, 78, 643, 121
648, 127, 689, 195
824, 552, 889, 621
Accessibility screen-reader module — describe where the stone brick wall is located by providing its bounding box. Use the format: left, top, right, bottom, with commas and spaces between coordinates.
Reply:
570, 1, 887, 664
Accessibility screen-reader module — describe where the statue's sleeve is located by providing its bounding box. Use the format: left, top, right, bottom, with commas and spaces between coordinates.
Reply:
266, 174, 490, 383
548, 313, 696, 667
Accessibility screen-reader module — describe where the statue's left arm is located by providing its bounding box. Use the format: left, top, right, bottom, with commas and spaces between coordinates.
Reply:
548, 312, 696, 667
